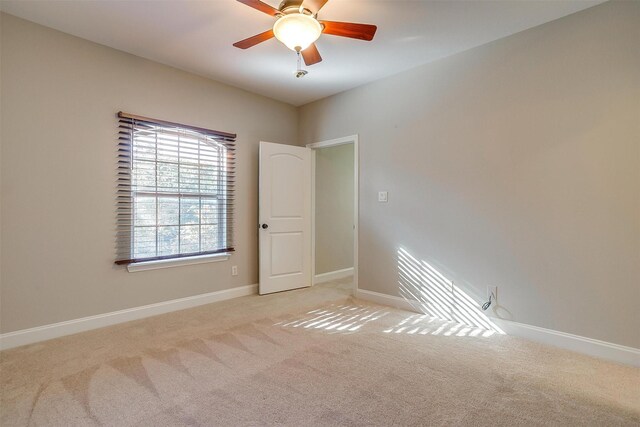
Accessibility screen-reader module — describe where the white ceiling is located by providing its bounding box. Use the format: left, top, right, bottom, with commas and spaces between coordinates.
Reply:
0, 0, 603, 106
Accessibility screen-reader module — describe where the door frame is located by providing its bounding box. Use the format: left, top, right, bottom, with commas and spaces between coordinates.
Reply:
306, 135, 359, 295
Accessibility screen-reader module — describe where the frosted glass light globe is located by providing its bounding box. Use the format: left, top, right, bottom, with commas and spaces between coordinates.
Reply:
273, 13, 322, 52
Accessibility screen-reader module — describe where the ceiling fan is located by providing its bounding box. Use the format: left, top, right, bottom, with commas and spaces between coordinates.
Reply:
233, 0, 377, 70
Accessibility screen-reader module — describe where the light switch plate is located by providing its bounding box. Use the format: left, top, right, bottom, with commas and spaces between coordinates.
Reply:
378, 191, 388, 202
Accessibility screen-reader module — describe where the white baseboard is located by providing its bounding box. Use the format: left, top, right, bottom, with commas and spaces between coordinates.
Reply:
0, 284, 258, 351
491, 318, 640, 367
355, 288, 640, 367
314, 267, 354, 284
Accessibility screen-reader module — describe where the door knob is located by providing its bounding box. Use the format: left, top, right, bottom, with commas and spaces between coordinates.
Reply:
261, 224, 269, 229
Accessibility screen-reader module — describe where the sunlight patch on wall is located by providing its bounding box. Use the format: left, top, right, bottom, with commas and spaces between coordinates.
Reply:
397, 247, 504, 335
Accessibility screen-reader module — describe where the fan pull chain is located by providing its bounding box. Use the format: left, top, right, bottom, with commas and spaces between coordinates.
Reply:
295, 51, 308, 78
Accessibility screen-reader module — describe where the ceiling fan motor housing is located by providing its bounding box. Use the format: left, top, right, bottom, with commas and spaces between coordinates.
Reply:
278, 0, 308, 14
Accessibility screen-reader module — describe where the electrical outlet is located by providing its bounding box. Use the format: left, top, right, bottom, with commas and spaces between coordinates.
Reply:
487, 286, 497, 302
231, 265, 238, 276
378, 191, 388, 202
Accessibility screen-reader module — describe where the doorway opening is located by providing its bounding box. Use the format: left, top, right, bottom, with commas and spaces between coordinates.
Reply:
308, 135, 359, 294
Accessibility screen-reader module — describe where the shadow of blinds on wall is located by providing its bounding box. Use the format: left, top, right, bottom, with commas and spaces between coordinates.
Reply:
115, 112, 236, 265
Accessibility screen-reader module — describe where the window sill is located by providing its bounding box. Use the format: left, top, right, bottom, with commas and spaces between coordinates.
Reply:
127, 253, 230, 273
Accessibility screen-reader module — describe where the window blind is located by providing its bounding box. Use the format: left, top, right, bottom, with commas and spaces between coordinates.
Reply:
115, 112, 236, 265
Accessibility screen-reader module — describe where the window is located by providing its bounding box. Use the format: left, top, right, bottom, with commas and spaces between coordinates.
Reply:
115, 112, 235, 265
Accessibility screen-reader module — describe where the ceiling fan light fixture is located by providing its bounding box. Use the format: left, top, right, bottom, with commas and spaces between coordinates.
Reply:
273, 13, 322, 52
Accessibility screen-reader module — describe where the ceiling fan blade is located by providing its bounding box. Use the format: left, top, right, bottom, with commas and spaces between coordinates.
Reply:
301, 43, 322, 66
320, 21, 377, 41
302, 0, 329, 14
236, 0, 280, 17
233, 29, 275, 49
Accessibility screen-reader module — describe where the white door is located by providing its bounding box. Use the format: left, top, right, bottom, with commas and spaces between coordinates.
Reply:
259, 142, 312, 294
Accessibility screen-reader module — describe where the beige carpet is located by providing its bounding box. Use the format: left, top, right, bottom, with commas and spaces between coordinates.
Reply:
1, 278, 639, 426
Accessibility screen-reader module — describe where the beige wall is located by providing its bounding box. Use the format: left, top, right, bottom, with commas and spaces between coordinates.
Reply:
0, 14, 3, 333
315, 144, 354, 275
0, 14, 298, 333
299, 1, 640, 348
